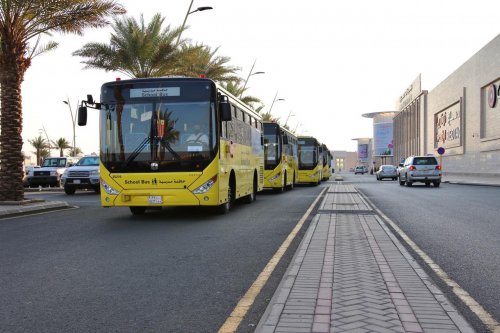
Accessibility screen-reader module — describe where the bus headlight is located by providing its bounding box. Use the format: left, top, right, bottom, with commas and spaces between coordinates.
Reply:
310, 171, 319, 178
269, 172, 281, 182
101, 179, 120, 195
192, 175, 217, 194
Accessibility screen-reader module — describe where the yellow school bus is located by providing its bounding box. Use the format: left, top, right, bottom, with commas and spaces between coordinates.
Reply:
321, 144, 332, 181
263, 122, 298, 192
297, 136, 323, 185
78, 77, 264, 214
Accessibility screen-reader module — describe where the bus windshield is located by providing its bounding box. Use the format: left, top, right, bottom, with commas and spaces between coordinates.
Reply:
264, 123, 281, 169
99, 81, 217, 173
298, 138, 318, 170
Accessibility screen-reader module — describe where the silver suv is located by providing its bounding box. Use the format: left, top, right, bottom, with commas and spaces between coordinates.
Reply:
399, 155, 441, 187
61, 156, 100, 194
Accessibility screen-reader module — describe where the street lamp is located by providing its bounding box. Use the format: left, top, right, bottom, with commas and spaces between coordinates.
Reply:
175, 0, 213, 46
284, 110, 295, 126
268, 91, 285, 115
63, 98, 78, 157
38, 125, 51, 161
240, 59, 265, 98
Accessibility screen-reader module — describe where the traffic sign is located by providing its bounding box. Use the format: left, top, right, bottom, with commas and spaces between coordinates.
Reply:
437, 147, 445, 155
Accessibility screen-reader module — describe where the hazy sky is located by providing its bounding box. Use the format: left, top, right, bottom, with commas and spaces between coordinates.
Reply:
21, 0, 500, 159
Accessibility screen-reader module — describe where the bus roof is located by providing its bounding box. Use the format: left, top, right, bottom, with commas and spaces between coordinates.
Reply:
102, 76, 262, 121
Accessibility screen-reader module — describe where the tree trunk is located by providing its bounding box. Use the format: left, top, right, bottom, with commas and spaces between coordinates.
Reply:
0, 51, 27, 201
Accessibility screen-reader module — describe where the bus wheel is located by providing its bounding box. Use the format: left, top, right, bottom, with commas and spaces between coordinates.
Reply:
243, 174, 257, 204
130, 206, 146, 215
287, 173, 295, 190
217, 176, 235, 214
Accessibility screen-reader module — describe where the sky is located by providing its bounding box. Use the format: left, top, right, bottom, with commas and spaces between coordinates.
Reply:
20, 0, 500, 160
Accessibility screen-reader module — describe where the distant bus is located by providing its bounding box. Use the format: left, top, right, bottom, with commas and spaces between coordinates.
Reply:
78, 77, 264, 215
263, 122, 298, 192
321, 144, 332, 181
297, 136, 323, 185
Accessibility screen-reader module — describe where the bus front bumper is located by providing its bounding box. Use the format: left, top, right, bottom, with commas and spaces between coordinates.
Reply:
101, 188, 219, 207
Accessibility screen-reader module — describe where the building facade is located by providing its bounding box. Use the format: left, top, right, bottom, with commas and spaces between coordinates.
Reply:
393, 34, 500, 177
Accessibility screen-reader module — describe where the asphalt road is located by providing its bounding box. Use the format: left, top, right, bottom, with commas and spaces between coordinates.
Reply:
1, 185, 325, 332
346, 172, 500, 329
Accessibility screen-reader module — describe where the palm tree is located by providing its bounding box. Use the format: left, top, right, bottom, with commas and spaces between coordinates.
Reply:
173, 44, 240, 83
52, 138, 71, 157
261, 112, 280, 123
0, 1, 125, 202
220, 80, 261, 109
73, 13, 185, 78
28, 135, 48, 166
69, 147, 83, 156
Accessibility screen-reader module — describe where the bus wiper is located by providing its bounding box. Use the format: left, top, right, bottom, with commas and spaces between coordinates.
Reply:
157, 137, 181, 160
122, 137, 150, 167
123, 137, 182, 167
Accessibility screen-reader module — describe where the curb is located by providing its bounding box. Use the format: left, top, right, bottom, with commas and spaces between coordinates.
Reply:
0, 201, 72, 218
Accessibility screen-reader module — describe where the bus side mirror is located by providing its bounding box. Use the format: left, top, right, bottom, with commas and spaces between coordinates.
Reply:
78, 106, 88, 126
282, 136, 289, 144
220, 101, 232, 121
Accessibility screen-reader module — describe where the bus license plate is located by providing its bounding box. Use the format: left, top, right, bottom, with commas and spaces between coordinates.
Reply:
148, 196, 163, 204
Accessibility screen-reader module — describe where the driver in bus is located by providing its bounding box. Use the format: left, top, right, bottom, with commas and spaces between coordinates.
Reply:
184, 122, 209, 145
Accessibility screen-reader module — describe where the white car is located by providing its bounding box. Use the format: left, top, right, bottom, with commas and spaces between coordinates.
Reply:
354, 166, 365, 175
399, 155, 441, 187
61, 156, 100, 194
375, 165, 397, 180
27, 157, 79, 187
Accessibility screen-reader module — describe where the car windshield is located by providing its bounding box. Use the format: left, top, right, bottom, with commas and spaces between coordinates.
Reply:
76, 157, 100, 166
42, 158, 66, 167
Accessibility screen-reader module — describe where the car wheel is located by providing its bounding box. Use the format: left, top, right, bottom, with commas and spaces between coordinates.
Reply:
425, 181, 431, 187
64, 185, 76, 195
399, 176, 405, 186
433, 181, 441, 187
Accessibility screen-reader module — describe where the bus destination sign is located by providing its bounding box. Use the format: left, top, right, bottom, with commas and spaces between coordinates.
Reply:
130, 87, 180, 98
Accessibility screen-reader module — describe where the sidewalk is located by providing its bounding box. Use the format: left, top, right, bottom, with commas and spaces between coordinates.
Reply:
256, 182, 475, 333
0, 198, 70, 218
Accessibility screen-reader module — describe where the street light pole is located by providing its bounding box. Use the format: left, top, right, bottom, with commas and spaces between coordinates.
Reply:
268, 91, 285, 115
284, 110, 295, 126
240, 59, 265, 98
175, 0, 213, 46
63, 98, 77, 157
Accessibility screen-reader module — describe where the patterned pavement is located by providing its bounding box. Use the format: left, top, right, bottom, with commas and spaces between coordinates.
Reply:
256, 183, 474, 333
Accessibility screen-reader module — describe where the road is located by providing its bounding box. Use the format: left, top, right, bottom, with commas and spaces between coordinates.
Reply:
346, 171, 500, 329
0, 186, 324, 332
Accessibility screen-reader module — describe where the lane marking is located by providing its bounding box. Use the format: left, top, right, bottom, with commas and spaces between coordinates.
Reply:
360, 191, 500, 333
218, 187, 327, 333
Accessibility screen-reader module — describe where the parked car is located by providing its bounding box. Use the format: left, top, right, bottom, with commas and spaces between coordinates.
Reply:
27, 157, 80, 187
354, 166, 365, 175
398, 155, 441, 187
375, 165, 398, 180
23, 165, 40, 187
61, 156, 100, 194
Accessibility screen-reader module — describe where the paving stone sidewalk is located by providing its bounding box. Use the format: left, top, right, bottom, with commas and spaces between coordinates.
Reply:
256, 183, 475, 333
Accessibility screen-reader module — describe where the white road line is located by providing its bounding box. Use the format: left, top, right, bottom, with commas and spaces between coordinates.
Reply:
360, 191, 500, 333
218, 187, 327, 333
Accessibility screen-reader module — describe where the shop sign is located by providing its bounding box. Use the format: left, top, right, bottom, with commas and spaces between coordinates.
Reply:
396, 74, 422, 111
435, 103, 461, 149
